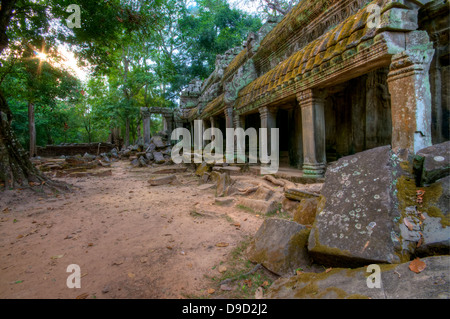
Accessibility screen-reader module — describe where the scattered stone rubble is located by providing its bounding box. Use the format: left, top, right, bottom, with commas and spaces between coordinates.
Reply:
187, 141, 450, 299
118, 132, 173, 167
33, 137, 449, 299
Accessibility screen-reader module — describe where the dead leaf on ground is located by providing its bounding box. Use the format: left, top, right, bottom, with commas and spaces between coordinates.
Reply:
128, 273, 135, 278
403, 218, 414, 231
216, 242, 229, 247
2, 207, 9, 214
409, 257, 426, 274
50, 254, 64, 260
76, 293, 89, 299
261, 281, 269, 287
325, 267, 333, 273
207, 288, 215, 294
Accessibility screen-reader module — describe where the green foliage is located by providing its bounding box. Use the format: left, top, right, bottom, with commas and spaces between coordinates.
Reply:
1, 0, 263, 149
178, 0, 262, 80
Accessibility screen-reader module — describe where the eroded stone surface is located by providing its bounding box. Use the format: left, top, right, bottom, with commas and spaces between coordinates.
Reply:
247, 218, 312, 277
415, 141, 450, 185
416, 175, 450, 256
266, 256, 450, 299
308, 146, 402, 267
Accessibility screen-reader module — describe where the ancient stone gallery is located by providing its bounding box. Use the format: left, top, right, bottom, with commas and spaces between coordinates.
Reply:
137, 0, 449, 297
141, 0, 449, 179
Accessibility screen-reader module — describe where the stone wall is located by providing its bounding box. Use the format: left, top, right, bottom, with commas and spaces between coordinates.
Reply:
37, 143, 116, 157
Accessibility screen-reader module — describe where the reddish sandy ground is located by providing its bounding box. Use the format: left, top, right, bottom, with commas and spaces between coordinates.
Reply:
0, 161, 265, 299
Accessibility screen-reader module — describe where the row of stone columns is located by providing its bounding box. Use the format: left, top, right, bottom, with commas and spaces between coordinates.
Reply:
141, 111, 174, 144
142, 33, 434, 178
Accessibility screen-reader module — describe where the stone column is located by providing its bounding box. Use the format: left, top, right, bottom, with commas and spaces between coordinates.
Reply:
141, 108, 151, 144
297, 89, 326, 178
202, 118, 211, 148
162, 114, 173, 134
233, 113, 245, 129
224, 106, 234, 129
387, 32, 435, 157
210, 116, 215, 131
224, 106, 234, 161
259, 106, 277, 153
163, 116, 168, 131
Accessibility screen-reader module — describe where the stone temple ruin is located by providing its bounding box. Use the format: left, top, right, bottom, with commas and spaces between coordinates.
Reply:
141, 0, 449, 179
138, 0, 449, 297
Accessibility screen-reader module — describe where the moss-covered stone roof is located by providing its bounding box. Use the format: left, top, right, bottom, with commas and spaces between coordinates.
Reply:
200, 93, 225, 118
234, 0, 391, 111
222, 49, 248, 83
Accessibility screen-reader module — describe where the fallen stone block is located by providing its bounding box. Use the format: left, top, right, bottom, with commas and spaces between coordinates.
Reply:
281, 198, 302, 216
293, 197, 319, 226
247, 218, 312, 277
284, 188, 319, 201
151, 135, 167, 149
210, 171, 232, 197
197, 183, 215, 190
215, 197, 234, 206
415, 175, 450, 256
212, 166, 242, 175
152, 167, 187, 174
153, 151, 165, 164
414, 141, 450, 185
237, 198, 278, 214
308, 146, 403, 267
148, 175, 177, 186
265, 256, 450, 299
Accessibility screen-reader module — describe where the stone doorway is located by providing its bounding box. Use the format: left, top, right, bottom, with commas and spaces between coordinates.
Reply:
324, 68, 392, 162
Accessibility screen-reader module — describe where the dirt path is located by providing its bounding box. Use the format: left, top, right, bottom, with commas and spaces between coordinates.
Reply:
0, 161, 265, 299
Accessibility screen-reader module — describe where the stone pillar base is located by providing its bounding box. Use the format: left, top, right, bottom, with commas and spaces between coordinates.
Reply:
302, 163, 326, 178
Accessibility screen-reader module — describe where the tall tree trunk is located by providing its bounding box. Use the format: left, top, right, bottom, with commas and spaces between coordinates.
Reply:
125, 118, 130, 147
1, 91, 40, 187
0, 0, 68, 191
28, 101, 36, 157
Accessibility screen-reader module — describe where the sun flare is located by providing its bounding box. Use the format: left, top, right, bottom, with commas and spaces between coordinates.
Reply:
36, 51, 47, 61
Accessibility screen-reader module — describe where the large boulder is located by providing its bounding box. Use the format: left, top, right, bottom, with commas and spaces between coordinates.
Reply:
148, 175, 177, 186
151, 135, 167, 149
210, 171, 232, 197
195, 162, 210, 177
265, 256, 449, 299
247, 218, 312, 277
308, 146, 404, 267
414, 141, 450, 185
152, 151, 165, 164
415, 175, 450, 256
236, 198, 278, 214
293, 198, 319, 226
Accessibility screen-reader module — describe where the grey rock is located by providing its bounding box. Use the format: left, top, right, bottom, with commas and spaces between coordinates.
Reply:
415, 141, 450, 185
138, 156, 148, 167
146, 143, 156, 153
146, 152, 154, 161
308, 146, 402, 267
416, 175, 450, 256
153, 151, 165, 164
247, 218, 312, 277
151, 136, 167, 149
266, 256, 450, 299
148, 175, 177, 186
